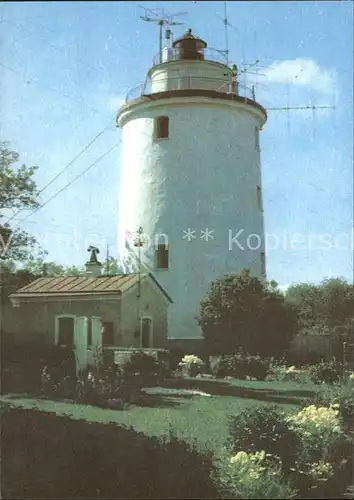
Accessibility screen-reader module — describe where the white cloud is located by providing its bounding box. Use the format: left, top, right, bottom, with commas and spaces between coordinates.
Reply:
260, 58, 338, 95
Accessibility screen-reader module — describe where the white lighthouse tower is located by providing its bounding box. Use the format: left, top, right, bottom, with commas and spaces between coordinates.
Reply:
117, 28, 267, 340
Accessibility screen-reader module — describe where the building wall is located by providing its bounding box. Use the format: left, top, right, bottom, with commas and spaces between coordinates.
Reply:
5, 299, 122, 346
6, 279, 168, 349
150, 60, 234, 93
120, 277, 169, 348
117, 95, 266, 339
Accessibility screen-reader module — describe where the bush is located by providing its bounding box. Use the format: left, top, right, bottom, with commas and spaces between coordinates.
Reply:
179, 354, 204, 377
165, 347, 185, 371
215, 450, 296, 499
267, 362, 311, 384
122, 350, 171, 385
1, 343, 76, 394
303, 381, 354, 432
1, 404, 219, 498
227, 405, 300, 475
212, 353, 271, 381
285, 403, 352, 498
309, 360, 344, 384
40, 364, 128, 408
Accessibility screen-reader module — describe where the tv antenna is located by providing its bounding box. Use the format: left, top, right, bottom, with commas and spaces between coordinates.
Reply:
215, 1, 230, 64
139, 6, 186, 64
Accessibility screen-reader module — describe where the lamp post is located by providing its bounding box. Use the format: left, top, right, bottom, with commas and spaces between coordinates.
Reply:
133, 227, 144, 347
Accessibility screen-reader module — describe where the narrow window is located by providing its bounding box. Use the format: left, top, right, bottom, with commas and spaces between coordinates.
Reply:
156, 243, 169, 269
255, 126, 260, 150
87, 318, 92, 347
260, 252, 266, 276
155, 116, 169, 139
101, 321, 114, 346
257, 185, 262, 210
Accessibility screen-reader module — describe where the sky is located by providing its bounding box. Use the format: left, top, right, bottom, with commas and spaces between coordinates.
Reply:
0, 0, 353, 288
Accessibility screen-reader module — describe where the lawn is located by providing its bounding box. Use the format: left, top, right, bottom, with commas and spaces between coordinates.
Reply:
1, 377, 321, 453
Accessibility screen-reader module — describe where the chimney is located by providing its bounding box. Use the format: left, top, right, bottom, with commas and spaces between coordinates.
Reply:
85, 246, 103, 277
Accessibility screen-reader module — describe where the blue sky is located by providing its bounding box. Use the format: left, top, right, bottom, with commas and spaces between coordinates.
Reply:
1, 1, 353, 288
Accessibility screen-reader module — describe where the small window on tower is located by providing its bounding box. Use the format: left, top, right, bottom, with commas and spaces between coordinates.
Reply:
155, 116, 169, 139
260, 252, 266, 276
255, 126, 260, 151
257, 186, 262, 210
156, 243, 169, 269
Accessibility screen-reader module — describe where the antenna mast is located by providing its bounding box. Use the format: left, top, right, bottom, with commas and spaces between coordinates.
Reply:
139, 6, 186, 64
106, 244, 110, 275
223, 1, 229, 65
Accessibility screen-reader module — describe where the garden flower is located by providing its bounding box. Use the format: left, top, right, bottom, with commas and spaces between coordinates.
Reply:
309, 461, 334, 481
286, 405, 342, 442
180, 354, 203, 366
229, 450, 281, 483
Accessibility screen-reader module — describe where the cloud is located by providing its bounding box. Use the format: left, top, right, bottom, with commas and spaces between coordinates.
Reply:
260, 58, 338, 95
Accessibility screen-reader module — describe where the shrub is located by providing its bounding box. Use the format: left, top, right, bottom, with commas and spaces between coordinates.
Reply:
267, 361, 311, 384
215, 450, 296, 499
1, 404, 219, 498
227, 405, 300, 475
165, 347, 185, 371
285, 403, 353, 497
304, 381, 354, 431
309, 360, 344, 384
179, 354, 204, 377
122, 350, 171, 385
212, 353, 271, 381
246, 354, 271, 381
40, 364, 128, 407
2, 343, 76, 394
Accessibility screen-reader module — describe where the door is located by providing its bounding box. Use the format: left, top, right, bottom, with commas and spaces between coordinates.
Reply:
141, 317, 152, 348
57, 317, 74, 348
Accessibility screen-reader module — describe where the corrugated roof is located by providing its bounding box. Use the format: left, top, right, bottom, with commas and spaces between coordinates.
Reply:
13, 274, 144, 295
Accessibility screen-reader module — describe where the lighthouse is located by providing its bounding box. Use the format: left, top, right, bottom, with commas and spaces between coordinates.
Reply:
117, 29, 267, 340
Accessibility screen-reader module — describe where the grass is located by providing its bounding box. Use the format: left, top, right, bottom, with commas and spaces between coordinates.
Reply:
1, 377, 321, 453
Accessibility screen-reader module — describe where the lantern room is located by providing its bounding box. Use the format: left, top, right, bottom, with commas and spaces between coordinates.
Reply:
172, 28, 207, 61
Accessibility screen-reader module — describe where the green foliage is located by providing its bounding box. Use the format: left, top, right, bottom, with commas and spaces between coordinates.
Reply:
0, 141, 40, 261
1, 341, 76, 394
286, 403, 352, 497
165, 346, 185, 371
199, 269, 297, 358
212, 352, 271, 381
1, 404, 219, 498
215, 450, 296, 499
286, 278, 354, 343
308, 360, 344, 385
227, 405, 300, 475
304, 381, 354, 431
18, 255, 84, 276
122, 350, 171, 384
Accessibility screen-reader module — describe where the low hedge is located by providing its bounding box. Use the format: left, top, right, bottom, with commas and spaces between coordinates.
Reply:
1, 403, 219, 499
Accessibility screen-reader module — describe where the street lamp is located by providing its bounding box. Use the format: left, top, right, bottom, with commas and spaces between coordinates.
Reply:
133, 227, 144, 299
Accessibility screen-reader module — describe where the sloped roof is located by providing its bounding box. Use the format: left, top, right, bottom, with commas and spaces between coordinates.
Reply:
10, 273, 173, 302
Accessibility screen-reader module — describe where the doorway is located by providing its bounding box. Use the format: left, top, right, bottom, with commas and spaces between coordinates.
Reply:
57, 317, 75, 348
140, 317, 153, 348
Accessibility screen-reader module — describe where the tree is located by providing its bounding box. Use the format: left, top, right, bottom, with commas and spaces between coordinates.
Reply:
199, 269, 298, 358
285, 278, 354, 341
0, 141, 39, 261
103, 256, 121, 275
18, 257, 83, 276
